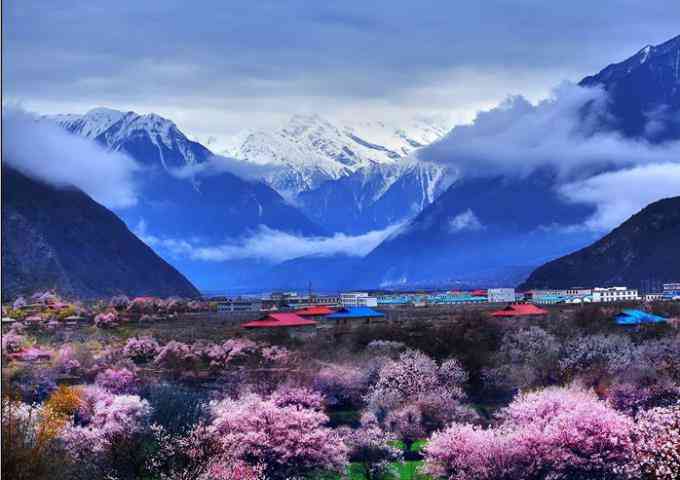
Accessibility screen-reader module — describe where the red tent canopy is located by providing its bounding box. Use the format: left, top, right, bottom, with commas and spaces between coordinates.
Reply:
295, 306, 335, 316
491, 303, 549, 317
241, 312, 317, 329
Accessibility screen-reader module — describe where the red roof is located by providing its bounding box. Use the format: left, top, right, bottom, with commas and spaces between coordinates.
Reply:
295, 306, 335, 316
491, 303, 549, 317
471, 289, 487, 297
241, 312, 317, 329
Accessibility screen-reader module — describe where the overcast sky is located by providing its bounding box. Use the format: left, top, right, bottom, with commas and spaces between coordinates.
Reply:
4, 1, 680, 142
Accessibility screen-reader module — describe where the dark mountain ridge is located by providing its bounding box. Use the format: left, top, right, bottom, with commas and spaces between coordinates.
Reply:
519, 196, 680, 290
2, 166, 200, 300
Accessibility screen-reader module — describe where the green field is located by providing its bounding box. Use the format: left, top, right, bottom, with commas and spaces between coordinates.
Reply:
345, 461, 427, 480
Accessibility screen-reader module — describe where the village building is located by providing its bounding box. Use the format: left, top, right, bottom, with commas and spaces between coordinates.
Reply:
487, 288, 516, 303
325, 306, 385, 325
491, 303, 549, 318
216, 298, 262, 312
644, 293, 664, 302
662, 283, 680, 300
615, 309, 667, 325
591, 287, 639, 303
241, 312, 317, 338
295, 306, 336, 321
340, 292, 378, 308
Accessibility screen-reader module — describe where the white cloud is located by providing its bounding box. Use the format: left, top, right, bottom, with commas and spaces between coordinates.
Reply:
420, 83, 680, 179
2, 106, 139, 209
560, 163, 680, 231
134, 222, 405, 263
448, 209, 484, 233
168, 153, 285, 183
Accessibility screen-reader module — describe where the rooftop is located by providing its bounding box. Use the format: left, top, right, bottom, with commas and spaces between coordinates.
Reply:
326, 307, 385, 319
241, 312, 317, 329
295, 306, 336, 316
615, 309, 667, 325
491, 303, 549, 317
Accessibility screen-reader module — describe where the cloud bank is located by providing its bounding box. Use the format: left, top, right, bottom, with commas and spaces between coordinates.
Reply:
135, 221, 404, 263
421, 83, 680, 179
5, 1, 679, 138
560, 163, 680, 231
168, 153, 285, 184
3, 106, 139, 209
419, 83, 680, 232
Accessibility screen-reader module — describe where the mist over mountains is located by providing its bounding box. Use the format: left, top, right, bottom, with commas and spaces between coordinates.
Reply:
4, 34, 680, 293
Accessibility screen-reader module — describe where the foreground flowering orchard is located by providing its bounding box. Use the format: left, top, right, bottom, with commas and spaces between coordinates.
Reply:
2, 296, 680, 480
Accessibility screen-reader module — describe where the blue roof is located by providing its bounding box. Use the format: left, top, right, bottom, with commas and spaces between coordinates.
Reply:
326, 307, 385, 319
615, 309, 667, 325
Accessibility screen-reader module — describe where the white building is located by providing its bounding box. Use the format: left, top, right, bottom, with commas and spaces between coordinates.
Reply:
216, 299, 262, 312
341, 292, 378, 308
591, 287, 639, 303
663, 283, 680, 300
487, 288, 516, 303
565, 288, 593, 296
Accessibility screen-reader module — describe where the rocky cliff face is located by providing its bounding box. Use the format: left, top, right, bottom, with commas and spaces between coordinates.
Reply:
519, 196, 680, 290
2, 166, 200, 300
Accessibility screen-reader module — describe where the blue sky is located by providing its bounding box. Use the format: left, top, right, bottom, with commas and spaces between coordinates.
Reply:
4, 1, 680, 141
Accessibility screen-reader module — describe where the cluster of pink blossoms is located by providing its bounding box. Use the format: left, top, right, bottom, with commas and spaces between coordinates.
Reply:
425, 385, 636, 480
61, 386, 151, 455
94, 311, 119, 328
53, 345, 82, 374
627, 402, 680, 480
364, 349, 474, 444
122, 336, 160, 362
95, 367, 139, 394
1, 331, 24, 354
209, 392, 347, 479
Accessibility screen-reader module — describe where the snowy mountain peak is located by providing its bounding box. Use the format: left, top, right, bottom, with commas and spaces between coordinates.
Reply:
47, 108, 212, 170
221, 113, 451, 196
638, 45, 652, 64
86, 106, 125, 117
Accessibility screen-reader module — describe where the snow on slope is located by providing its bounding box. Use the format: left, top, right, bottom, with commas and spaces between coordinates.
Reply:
47, 107, 212, 170
221, 114, 451, 196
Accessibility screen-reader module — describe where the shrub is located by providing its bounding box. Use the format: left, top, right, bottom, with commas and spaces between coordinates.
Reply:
94, 311, 119, 329
340, 419, 402, 480
627, 402, 680, 480
123, 336, 160, 363
425, 386, 636, 480
314, 363, 370, 409
153, 341, 198, 371
1, 397, 75, 480
209, 393, 347, 479
140, 383, 209, 436
95, 367, 139, 394
2, 332, 24, 355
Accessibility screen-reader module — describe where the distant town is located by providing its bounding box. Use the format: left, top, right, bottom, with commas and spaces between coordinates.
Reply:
209, 283, 680, 313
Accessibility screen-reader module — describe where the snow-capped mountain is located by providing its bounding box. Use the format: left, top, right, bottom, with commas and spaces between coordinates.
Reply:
355, 34, 680, 289
48, 107, 212, 170
221, 113, 450, 197
220, 113, 453, 232
46, 107, 330, 291
579, 34, 680, 141
298, 158, 457, 234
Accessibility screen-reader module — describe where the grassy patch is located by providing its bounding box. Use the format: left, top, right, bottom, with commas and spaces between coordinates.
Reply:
343, 460, 427, 480
327, 409, 361, 428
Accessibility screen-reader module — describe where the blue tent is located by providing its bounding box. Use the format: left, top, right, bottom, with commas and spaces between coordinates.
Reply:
615, 309, 667, 325
326, 307, 385, 319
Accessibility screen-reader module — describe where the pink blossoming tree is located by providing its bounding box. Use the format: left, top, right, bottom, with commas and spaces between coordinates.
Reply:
627, 402, 680, 480
209, 393, 347, 479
